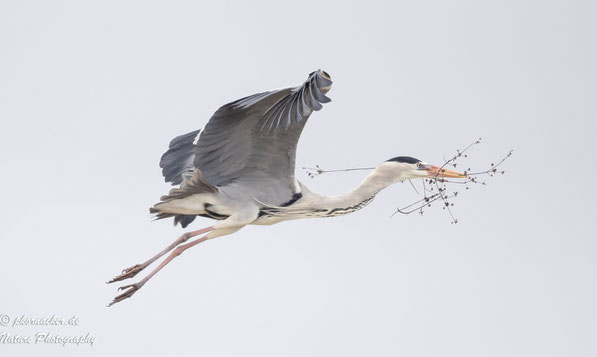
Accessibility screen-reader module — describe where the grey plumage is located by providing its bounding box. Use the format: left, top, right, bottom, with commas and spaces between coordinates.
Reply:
152, 70, 333, 227
159, 129, 200, 185
193, 71, 331, 198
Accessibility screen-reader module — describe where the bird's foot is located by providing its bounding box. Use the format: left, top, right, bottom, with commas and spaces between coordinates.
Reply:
107, 264, 143, 284
108, 282, 145, 307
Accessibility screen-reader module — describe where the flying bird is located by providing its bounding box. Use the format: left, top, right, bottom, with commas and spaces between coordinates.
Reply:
108, 69, 466, 306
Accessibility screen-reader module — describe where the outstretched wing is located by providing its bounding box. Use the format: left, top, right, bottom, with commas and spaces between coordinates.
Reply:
194, 69, 332, 204
158, 69, 332, 206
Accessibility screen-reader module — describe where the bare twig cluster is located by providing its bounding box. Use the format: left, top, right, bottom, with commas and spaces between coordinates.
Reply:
303, 138, 513, 224
393, 139, 512, 223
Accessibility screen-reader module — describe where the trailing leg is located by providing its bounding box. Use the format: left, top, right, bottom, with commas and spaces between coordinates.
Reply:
107, 226, 214, 283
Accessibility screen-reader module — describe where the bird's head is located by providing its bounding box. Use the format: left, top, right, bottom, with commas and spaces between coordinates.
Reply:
379, 156, 467, 182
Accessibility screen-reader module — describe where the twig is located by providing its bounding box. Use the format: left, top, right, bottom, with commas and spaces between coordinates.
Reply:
302, 165, 375, 178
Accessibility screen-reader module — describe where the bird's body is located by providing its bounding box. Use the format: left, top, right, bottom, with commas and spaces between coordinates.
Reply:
149, 70, 335, 237
108, 70, 466, 305
154, 168, 382, 226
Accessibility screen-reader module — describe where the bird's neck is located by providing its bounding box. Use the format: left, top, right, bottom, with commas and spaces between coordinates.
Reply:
342, 168, 396, 203
308, 167, 397, 213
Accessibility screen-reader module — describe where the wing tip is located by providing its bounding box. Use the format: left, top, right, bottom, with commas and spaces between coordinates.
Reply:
308, 69, 332, 83
319, 69, 332, 81
307, 69, 332, 98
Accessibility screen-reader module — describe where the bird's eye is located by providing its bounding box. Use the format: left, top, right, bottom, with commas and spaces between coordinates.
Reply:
416, 162, 423, 169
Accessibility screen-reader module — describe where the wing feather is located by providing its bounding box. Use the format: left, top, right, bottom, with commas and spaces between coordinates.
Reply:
194, 70, 332, 205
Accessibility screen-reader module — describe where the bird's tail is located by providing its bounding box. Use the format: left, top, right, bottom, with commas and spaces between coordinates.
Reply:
149, 204, 198, 228
149, 169, 217, 228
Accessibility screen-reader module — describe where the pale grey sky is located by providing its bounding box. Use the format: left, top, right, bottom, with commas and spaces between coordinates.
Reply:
1, 0, 596, 356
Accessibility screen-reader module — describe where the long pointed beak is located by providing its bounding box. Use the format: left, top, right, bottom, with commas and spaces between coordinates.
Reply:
422, 164, 467, 178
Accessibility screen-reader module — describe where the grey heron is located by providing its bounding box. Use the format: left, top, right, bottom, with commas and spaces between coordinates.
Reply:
108, 69, 465, 306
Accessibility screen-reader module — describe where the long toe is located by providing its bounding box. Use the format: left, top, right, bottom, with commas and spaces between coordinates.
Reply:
108, 282, 143, 307
107, 264, 143, 284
